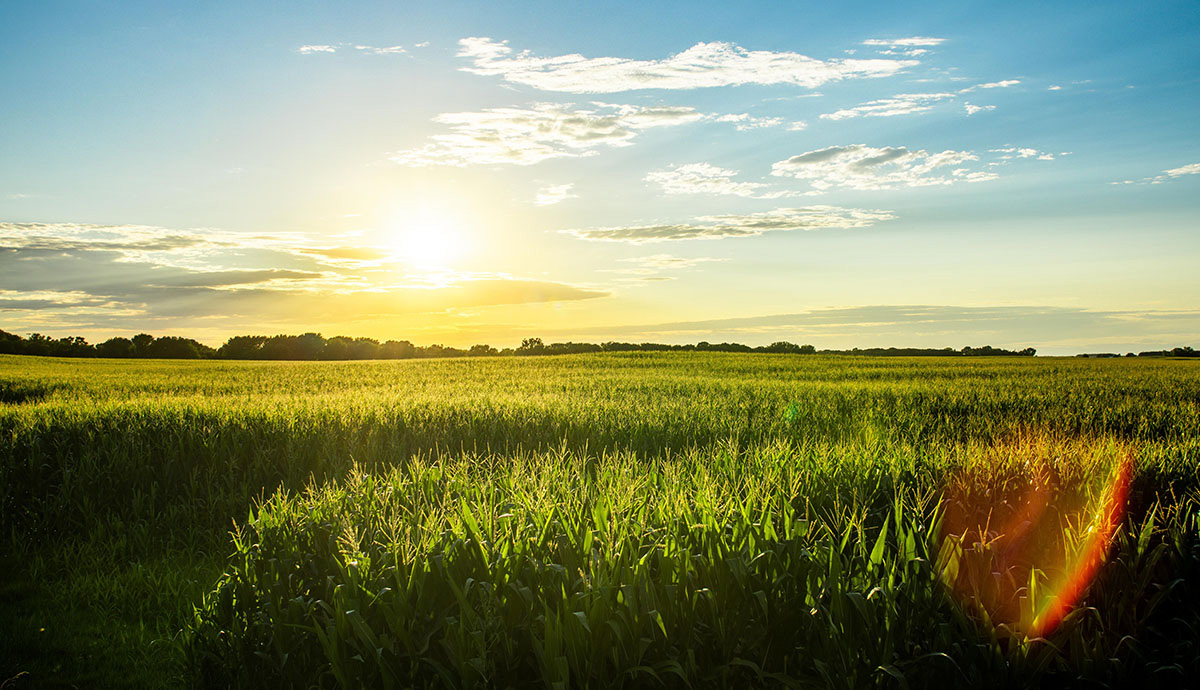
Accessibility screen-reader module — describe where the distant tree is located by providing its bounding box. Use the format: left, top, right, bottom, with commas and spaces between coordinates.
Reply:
763, 341, 796, 354
321, 336, 352, 360
144, 336, 213, 359
131, 333, 155, 357
517, 337, 545, 356
259, 333, 326, 360
350, 337, 381, 360
218, 335, 267, 359
0, 329, 20, 354
468, 344, 498, 357
97, 337, 136, 358
380, 340, 417, 359
420, 344, 465, 359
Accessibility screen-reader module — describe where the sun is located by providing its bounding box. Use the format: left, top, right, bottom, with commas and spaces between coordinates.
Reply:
382, 208, 465, 268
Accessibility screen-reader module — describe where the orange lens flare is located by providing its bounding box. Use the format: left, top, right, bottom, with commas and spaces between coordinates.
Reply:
939, 449, 1133, 639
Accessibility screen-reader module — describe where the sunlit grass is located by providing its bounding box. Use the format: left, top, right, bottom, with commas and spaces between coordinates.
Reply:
1, 353, 1198, 687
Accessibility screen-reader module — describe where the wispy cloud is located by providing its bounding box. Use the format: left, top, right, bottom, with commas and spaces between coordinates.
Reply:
820, 80, 1019, 121
1166, 162, 1200, 177
456, 37, 917, 93
860, 37, 946, 57
959, 79, 1021, 92
862, 37, 946, 47
620, 254, 722, 270
354, 44, 406, 55
964, 103, 995, 115
989, 147, 1056, 161
391, 102, 705, 167
644, 163, 798, 199
821, 92, 956, 120
534, 183, 576, 206
713, 113, 784, 131
771, 145, 989, 191
563, 206, 895, 243
0, 222, 609, 330
298, 43, 408, 56
1112, 161, 1200, 185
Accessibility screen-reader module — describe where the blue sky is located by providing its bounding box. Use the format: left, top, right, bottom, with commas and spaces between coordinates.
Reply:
1, 1, 1198, 353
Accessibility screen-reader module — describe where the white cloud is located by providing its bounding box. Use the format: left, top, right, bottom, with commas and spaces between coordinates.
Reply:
821, 92, 956, 120
771, 145, 982, 191
964, 103, 995, 115
456, 37, 917, 93
820, 79, 1020, 122
1115, 162, 1200, 185
620, 254, 722, 269
959, 79, 1020, 93
563, 206, 895, 243
415, 41, 430, 48
390, 102, 705, 167
990, 147, 1055, 161
645, 163, 796, 199
786, 121, 809, 131
534, 183, 576, 206
1048, 85, 1063, 91
861, 37, 945, 57
355, 44, 406, 55
298, 44, 337, 54
1166, 162, 1200, 177
862, 37, 946, 47
714, 113, 784, 131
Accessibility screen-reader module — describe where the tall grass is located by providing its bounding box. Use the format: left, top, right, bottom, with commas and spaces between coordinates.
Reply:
1, 353, 1198, 687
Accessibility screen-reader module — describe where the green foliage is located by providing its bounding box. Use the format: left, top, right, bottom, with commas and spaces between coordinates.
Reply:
0, 353, 1198, 688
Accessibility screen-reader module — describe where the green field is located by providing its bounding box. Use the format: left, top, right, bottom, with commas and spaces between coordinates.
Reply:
2, 353, 1199, 688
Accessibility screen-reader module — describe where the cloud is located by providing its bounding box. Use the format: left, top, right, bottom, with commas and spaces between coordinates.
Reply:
391, 102, 705, 167
456, 37, 917, 93
958, 79, 1020, 93
298, 45, 337, 54
534, 183, 576, 206
862, 37, 946, 47
713, 113, 784, 131
820, 80, 1019, 121
989, 147, 1055, 161
620, 254, 722, 270
0, 221, 610, 333
355, 44, 406, 55
1048, 85, 1063, 91
1166, 162, 1200, 177
964, 103, 995, 115
563, 206, 895, 243
771, 145, 984, 190
644, 163, 797, 199
608, 254, 725, 280
821, 92, 956, 120
1112, 161, 1200, 185
860, 37, 945, 58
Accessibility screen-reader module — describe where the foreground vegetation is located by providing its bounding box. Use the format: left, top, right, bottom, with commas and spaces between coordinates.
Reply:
2, 353, 1199, 688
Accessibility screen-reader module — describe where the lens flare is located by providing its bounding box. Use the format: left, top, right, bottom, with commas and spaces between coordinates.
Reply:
938, 442, 1133, 639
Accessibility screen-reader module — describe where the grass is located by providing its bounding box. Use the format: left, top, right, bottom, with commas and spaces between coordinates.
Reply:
1, 352, 1198, 688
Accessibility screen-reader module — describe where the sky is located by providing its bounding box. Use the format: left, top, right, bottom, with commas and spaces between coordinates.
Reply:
1, 1, 1198, 355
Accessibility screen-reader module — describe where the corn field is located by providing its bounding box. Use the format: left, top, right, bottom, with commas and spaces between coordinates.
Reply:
2, 353, 1199, 688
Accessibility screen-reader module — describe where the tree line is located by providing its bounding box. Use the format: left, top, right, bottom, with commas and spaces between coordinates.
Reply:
0, 329, 1052, 360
